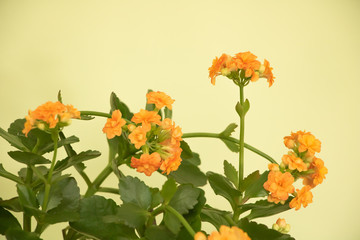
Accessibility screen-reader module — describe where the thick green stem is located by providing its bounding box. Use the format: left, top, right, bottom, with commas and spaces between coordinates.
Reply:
80, 111, 111, 118
238, 85, 245, 188
181, 133, 278, 164
84, 164, 113, 198
165, 206, 196, 237
23, 166, 33, 231
41, 134, 58, 211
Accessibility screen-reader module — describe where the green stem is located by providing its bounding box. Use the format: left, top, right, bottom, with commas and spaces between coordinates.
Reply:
80, 111, 111, 118
165, 205, 196, 237
98, 187, 120, 195
238, 84, 245, 188
41, 133, 58, 211
181, 133, 278, 164
23, 166, 33, 231
84, 164, 113, 198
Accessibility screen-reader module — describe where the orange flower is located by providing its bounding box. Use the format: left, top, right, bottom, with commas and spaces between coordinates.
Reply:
263, 171, 295, 203
303, 157, 328, 188
160, 146, 182, 175
268, 163, 280, 171
146, 91, 175, 110
234, 51, 261, 82
207, 225, 251, 240
131, 109, 161, 127
281, 152, 308, 172
283, 130, 305, 149
22, 101, 80, 136
289, 185, 313, 210
128, 125, 151, 149
260, 59, 275, 87
298, 133, 321, 155
194, 232, 207, 240
130, 152, 162, 176
102, 110, 126, 139
208, 54, 230, 85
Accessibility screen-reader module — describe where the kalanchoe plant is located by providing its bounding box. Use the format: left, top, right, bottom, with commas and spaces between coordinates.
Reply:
0, 51, 328, 240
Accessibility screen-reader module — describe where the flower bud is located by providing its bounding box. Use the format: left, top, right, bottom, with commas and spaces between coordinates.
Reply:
221, 68, 231, 76
37, 122, 46, 131
259, 64, 266, 74
273, 218, 291, 234
127, 124, 136, 132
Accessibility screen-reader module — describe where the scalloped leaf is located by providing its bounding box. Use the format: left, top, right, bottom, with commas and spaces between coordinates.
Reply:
110, 92, 133, 120
54, 150, 101, 172
8, 151, 51, 165
169, 184, 201, 215
0, 206, 21, 235
119, 176, 152, 210
200, 205, 231, 230
219, 123, 239, 153
223, 160, 238, 188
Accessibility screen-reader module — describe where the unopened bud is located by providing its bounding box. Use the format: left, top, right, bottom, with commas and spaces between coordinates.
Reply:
221, 68, 231, 76
273, 218, 290, 234
127, 124, 136, 132
37, 122, 46, 131
259, 64, 266, 74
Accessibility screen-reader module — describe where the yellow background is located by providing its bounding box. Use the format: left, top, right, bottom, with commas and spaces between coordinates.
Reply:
0, 0, 359, 239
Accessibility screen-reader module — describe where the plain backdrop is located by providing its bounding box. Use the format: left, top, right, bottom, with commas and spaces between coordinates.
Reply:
0, 1, 359, 239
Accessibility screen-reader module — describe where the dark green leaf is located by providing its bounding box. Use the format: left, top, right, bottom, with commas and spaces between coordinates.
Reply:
206, 172, 241, 209
57, 90, 62, 103
39, 177, 80, 223
223, 160, 238, 188
150, 188, 163, 209
240, 170, 261, 192
8, 151, 50, 165
145, 225, 176, 240
54, 150, 101, 172
119, 176, 152, 210
169, 159, 207, 187
169, 184, 201, 215
0, 164, 23, 184
0, 198, 22, 212
5, 228, 43, 240
164, 107, 172, 119
70, 196, 137, 240
180, 141, 193, 159
219, 123, 239, 153
245, 198, 293, 220
181, 151, 200, 166
18, 166, 47, 183
0, 206, 21, 235
238, 218, 295, 240
37, 135, 79, 155
16, 184, 39, 216
243, 171, 269, 201
176, 215, 202, 240
164, 209, 182, 234
0, 127, 28, 152
110, 92, 133, 120
104, 203, 149, 228
200, 205, 231, 229
161, 178, 177, 204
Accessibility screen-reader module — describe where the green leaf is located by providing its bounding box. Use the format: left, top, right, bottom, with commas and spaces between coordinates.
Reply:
169, 184, 201, 215
181, 151, 200, 166
176, 215, 202, 240
0, 127, 28, 152
110, 92, 133, 120
238, 218, 295, 240
0, 198, 22, 212
16, 184, 40, 216
169, 159, 207, 187
54, 150, 101, 172
5, 228, 43, 240
206, 172, 241, 209
37, 135, 79, 155
8, 151, 51, 165
0, 206, 21, 235
219, 123, 239, 153
240, 170, 261, 192
145, 225, 176, 240
119, 176, 152, 210
180, 141, 193, 159
243, 171, 269, 201
104, 203, 150, 229
108, 134, 134, 162
244, 198, 293, 220
57, 90, 62, 103
161, 178, 177, 204
200, 205, 231, 230
70, 196, 137, 240
150, 188, 163, 209
163, 209, 182, 234
235, 99, 250, 118
0, 164, 23, 184
39, 177, 81, 223
164, 107, 172, 119
223, 160, 238, 188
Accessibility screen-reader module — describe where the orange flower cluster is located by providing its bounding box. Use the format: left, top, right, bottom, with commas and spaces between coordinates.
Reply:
264, 131, 327, 210
194, 226, 251, 240
208, 51, 274, 87
263, 170, 295, 204
23, 101, 80, 136
102, 91, 182, 176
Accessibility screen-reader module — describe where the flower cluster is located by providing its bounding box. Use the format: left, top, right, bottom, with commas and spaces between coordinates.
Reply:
208, 51, 274, 87
102, 91, 183, 176
194, 225, 251, 240
23, 101, 80, 136
263, 131, 328, 210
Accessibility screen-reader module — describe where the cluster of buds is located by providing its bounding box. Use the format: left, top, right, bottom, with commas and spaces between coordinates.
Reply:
208, 51, 274, 87
22, 101, 81, 136
102, 91, 183, 176
263, 131, 328, 210
272, 218, 291, 234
